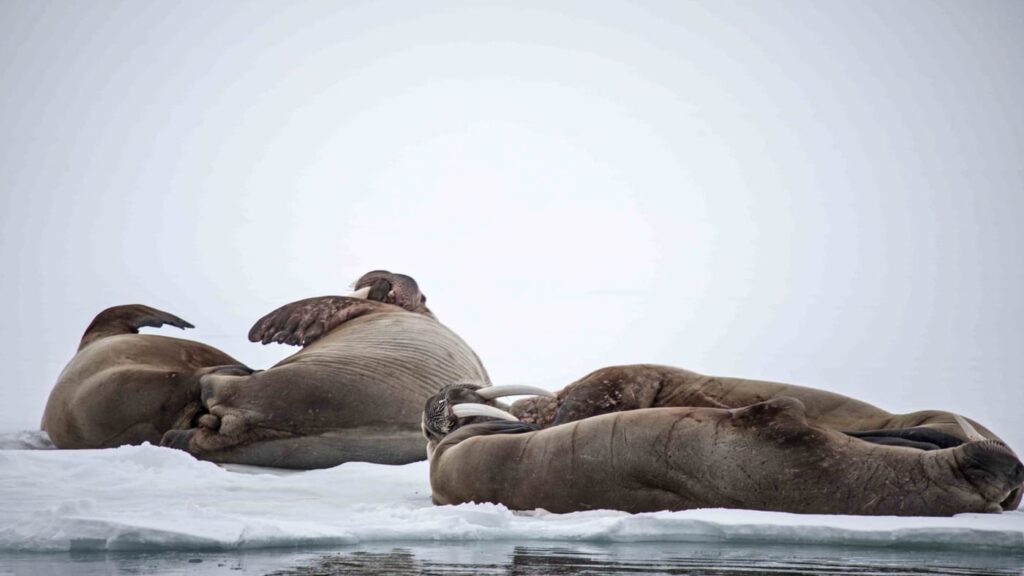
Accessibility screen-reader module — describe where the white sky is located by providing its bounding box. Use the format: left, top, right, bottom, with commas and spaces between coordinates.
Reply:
1, 1, 1021, 451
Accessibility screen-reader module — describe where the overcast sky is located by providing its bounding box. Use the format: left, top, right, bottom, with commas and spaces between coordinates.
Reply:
2, 1, 1022, 451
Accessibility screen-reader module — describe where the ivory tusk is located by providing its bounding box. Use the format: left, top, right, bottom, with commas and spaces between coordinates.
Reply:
953, 414, 986, 442
476, 385, 555, 400
345, 286, 372, 299
452, 403, 520, 422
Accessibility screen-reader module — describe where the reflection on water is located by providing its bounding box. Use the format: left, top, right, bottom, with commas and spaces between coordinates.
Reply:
266, 543, 1024, 576
2, 542, 1023, 576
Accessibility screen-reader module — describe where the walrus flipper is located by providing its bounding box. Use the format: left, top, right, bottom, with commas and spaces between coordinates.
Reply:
844, 427, 965, 451
466, 420, 539, 436
441, 420, 539, 449
247, 296, 387, 347
79, 304, 195, 350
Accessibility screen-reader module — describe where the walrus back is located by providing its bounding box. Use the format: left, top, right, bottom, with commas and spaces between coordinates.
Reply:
277, 311, 491, 396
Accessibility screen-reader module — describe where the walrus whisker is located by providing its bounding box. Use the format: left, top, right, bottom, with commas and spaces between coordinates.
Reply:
452, 403, 520, 422
477, 385, 555, 400
954, 414, 986, 442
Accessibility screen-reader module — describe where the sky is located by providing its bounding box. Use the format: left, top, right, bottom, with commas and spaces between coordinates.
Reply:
1, 1, 1022, 451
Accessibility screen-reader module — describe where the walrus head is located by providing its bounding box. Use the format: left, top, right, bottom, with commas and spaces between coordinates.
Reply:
354, 270, 431, 315
422, 383, 553, 457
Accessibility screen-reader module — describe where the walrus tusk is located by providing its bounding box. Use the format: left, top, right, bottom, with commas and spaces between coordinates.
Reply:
452, 403, 520, 422
953, 414, 986, 442
345, 286, 372, 299
476, 385, 555, 400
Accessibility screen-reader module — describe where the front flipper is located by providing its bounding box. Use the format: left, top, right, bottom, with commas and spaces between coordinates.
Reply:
248, 296, 393, 346
162, 427, 429, 469
845, 427, 965, 451
438, 420, 539, 451
459, 419, 539, 437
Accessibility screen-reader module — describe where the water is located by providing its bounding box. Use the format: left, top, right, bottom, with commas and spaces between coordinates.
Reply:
3, 542, 1022, 575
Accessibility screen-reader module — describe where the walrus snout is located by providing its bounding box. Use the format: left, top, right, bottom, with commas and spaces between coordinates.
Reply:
959, 440, 1024, 504
422, 383, 489, 443
423, 383, 553, 444
354, 270, 429, 313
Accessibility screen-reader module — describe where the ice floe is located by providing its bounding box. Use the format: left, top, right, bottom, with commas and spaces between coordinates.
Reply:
1, 434, 1021, 553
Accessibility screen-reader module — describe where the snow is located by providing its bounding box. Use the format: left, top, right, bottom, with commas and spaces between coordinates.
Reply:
1, 431, 1022, 553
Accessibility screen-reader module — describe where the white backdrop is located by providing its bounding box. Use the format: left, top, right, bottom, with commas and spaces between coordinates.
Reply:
2, 1, 1021, 451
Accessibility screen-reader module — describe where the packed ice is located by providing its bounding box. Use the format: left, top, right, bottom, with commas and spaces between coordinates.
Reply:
1, 431, 1021, 553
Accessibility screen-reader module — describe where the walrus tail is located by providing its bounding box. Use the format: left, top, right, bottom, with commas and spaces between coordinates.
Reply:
79, 304, 195, 350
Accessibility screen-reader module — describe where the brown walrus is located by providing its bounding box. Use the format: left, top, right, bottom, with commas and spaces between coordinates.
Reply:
161, 270, 490, 469
509, 364, 1022, 510
423, 385, 1024, 516
41, 304, 248, 449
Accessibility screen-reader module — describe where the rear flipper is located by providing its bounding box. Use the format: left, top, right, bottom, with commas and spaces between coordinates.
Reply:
844, 427, 965, 450
179, 365, 257, 431
79, 304, 195, 350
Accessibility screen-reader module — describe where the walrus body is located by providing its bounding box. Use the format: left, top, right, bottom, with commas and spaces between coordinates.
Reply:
41, 305, 245, 449
163, 292, 490, 469
513, 365, 999, 437
432, 398, 1024, 516
510, 364, 1022, 510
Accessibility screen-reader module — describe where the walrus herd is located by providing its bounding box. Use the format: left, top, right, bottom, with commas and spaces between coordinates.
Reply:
42, 270, 1023, 516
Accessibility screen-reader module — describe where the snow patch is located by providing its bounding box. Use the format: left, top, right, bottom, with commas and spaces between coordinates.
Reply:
1, 438, 1022, 552
0, 429, 54, 450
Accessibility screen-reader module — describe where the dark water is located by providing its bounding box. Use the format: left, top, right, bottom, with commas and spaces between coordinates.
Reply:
3, 542, 1023, 576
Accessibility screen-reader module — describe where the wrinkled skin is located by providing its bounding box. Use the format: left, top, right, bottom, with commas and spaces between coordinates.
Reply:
162, 271, 490, 469
41, 305, 247, 449
430, 397, 1024, 516
509, 364, 1023, 510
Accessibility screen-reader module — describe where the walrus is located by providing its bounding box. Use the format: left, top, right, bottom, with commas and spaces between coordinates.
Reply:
423, 385, 1024, 516
41, 304, 249, 449
161, 270, 491, 469
509, 364, 1023, 510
